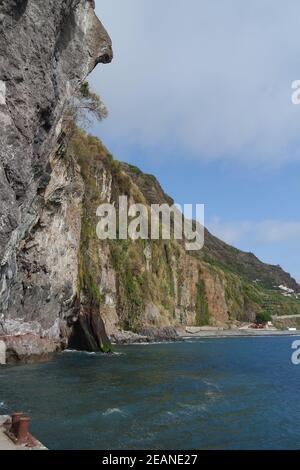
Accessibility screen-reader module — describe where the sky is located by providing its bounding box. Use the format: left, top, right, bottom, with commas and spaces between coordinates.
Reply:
90, 0, 300, 282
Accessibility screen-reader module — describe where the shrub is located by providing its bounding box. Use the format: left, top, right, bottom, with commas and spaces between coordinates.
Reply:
63, 81, 108, 134
256, 311, 272, 324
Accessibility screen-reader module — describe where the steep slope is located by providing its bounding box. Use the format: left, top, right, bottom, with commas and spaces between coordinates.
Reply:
124, 165, 300, 293
69, 130, 300, 345
0, 0, 112, 361
202, 232, 300, 292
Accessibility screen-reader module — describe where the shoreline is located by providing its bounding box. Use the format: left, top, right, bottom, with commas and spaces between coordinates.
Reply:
111, 327, 300, 346
177, 329, 300, 340
2, 328, 299, 365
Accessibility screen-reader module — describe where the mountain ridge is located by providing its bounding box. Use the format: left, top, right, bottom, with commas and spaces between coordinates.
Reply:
122, 162, 300, 293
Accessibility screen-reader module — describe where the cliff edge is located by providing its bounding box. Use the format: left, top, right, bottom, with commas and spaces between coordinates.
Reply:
0, 0, 112, 361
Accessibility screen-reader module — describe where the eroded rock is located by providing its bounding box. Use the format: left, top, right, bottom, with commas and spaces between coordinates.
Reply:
0, 0, 112, 361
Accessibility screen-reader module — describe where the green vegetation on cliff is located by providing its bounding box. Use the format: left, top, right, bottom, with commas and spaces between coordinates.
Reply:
195, 277, 210, 326
69, 128, 300, 343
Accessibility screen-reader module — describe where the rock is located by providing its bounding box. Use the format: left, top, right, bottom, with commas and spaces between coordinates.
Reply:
109, 330, 148, 345
68, 308, 111, 352
144, 303, 161, 325
138, 327, 179, 342
1, 335, 58, 364
0, 1, 112, 360
110, 327, 179, 344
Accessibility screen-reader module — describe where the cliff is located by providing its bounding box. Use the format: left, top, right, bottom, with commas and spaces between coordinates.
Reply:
0, 0, 112, 361
0, 1, 299, 362
69, 130, 300, 347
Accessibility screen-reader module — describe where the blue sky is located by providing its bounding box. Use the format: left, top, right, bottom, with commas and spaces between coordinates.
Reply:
91, 0, 300, 282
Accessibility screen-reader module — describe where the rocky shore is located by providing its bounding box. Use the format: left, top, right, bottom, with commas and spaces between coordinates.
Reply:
110, 327, 180, 344
0, 334, 59, 364
1, 325, 299, 364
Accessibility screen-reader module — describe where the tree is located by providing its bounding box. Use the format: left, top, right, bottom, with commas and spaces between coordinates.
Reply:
256, 311, 272, 325
63, 81, 108, 134
76, 82, 108, 123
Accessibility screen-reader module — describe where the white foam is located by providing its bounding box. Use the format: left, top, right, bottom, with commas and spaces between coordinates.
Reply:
63, 349, 125, 357
102, 408, 123, 416
125, 341, 177, 346
203, 379, 221, 391
179, 403, 208, 413
63, 349, 96, 355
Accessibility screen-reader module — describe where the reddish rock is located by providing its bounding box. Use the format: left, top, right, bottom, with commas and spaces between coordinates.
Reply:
0, 334, 59, 363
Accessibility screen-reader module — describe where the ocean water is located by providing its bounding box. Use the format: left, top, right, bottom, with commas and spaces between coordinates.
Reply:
1, 337, 300, 450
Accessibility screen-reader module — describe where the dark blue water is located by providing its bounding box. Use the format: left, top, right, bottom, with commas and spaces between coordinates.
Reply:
1, 337, 300, 450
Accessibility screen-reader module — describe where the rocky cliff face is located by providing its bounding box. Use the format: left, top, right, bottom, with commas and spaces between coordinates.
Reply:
68, 130, 300, 347
1, 1, 299, 362
0, 0, 112, 360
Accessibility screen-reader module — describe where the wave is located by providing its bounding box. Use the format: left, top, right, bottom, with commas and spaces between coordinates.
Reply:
63, 349, 125, 357
126, 341, 177, 346
63, 349, 96, 355
205, 390, 221, 401
179, 403, 209, 413
183, 340, 207, 343
102, 408, 123, 416
203, 379, 221, 392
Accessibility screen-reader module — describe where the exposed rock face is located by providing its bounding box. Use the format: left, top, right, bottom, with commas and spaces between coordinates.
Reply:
3, 334, 58, 363
71, 131, 300, 346
0, 0, 112, 358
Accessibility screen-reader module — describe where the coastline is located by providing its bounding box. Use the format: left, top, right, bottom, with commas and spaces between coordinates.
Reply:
177, 329, 300, 340
111, 326, 300, 345
1, 328, 299, 365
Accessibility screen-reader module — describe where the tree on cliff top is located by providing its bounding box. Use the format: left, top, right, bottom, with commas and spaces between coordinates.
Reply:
76, 81, 108, 124
64, 81, 108, 135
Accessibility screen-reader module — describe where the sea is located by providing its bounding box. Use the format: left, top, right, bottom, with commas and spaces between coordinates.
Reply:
1, 336, 299, 450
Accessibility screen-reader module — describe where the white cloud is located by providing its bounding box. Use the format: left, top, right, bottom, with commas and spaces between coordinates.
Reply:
255, 220, 300, 243
208, 218, 300, 245
93, 0, 300, 166
208, 217, 251, 245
